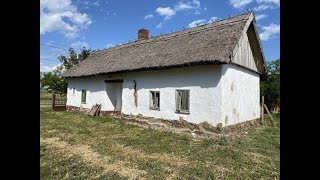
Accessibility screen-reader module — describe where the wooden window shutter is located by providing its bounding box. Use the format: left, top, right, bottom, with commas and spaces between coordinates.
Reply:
181, 91, 186, 110
176, 90, 189, 112
155, 93, 159, 108
150, 91, 160, 110
185, 91, 189, 111
176, 91, 182, 111
150, 91, 153, 108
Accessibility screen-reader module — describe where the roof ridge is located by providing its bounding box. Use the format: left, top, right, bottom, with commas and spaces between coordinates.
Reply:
95, 12, 251, 54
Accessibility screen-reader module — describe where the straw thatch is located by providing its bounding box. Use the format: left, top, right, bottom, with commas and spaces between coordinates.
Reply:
63, 12, 254, 78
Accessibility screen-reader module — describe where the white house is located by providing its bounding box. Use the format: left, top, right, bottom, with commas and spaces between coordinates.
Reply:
62, 12, 267, 127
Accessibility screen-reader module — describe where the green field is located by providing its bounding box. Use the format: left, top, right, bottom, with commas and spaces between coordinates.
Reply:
40, 93, 52, 107
40, 109, 280, 179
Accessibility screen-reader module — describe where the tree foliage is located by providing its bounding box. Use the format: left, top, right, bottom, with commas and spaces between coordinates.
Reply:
40, 70, 67, 93
58, 47, 92, 70
261, 59, 280, 109
40, 47, 93, 93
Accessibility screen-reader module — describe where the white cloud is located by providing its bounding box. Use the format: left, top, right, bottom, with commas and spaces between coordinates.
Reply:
230, 0, 280, 9
204, 7, 208, 11
40, 64, 53, 72
229, 0, 253, 8
189, 19, 206, 28
40, 63, 62, 72
144, 14, 154, 19
208, 17, 218, 23
70, 41, 90, 50
255, 14, 268, 20
106, 43, 114, 48
174, 2, 193, 11
156, 7, 176, 20
52, 63, 64, 71
259, 23, 280, 41
253, 4, 276, 11
155, 1, 201, 20
156, 22, 163, 29
174, 0, 201, 11
254, 4, 268, 11
195, 10, 201, 15
254, 0, 280, 11
93, 1, 99, 6
192, 0, 201, 7
40, 0, 92, 38
256, 0, 280, 5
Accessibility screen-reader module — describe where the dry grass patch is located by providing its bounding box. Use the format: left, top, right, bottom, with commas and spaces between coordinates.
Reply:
40, 137, 146, 179
40, 110, 280, 179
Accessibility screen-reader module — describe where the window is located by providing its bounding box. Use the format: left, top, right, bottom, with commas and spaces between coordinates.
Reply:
150, 91, 160, 110
73, 88, 75, 94
176, 90, 190, 113
81, 90, 87, 104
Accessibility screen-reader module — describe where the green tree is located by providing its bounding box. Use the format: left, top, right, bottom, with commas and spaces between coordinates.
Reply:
58, 47, 92, 70
261, 59, 280, 109
40, 47, 93, 93
40, 70, 67, 93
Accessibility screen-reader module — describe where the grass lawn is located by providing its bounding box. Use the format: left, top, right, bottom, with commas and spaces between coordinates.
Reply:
40, 109, 280, 179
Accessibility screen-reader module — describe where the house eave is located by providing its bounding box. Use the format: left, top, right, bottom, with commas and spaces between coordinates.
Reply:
63, 60, 227, 79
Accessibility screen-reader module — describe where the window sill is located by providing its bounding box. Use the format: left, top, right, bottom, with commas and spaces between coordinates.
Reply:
175, 111, 190, 114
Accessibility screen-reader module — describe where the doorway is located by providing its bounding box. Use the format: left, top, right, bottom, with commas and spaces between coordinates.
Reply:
105, 79, 123, 112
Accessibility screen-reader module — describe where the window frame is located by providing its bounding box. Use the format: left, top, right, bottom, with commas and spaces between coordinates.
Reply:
175, 89, 190, 114
81, 89, 87, 104
149, 91, 160, 110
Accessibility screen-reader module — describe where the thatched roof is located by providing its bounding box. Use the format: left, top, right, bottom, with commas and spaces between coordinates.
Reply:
63, 12, 264, 78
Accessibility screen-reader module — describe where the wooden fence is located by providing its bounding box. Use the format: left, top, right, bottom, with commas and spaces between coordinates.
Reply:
52, 93, 67, 111
40, 92, 67, 111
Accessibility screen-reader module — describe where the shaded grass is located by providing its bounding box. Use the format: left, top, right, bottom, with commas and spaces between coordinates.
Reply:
40, 110, 280, 179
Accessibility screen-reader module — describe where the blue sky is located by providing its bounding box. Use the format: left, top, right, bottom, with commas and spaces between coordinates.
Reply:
40, 0, 280, 72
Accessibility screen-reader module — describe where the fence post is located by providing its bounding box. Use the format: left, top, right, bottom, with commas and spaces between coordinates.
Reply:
261, 96, 264, 125
263, 104, 275, 126
52, 93, 56, 110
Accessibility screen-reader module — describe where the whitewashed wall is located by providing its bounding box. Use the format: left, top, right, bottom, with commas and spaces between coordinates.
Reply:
121, 65, 222, 125
67, 77, 119, 111
67, 65, 223, 125
66, 64, 260, 126
221, 63, 260, 126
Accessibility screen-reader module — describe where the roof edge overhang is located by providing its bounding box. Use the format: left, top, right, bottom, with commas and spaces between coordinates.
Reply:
62, 60, 227, 78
